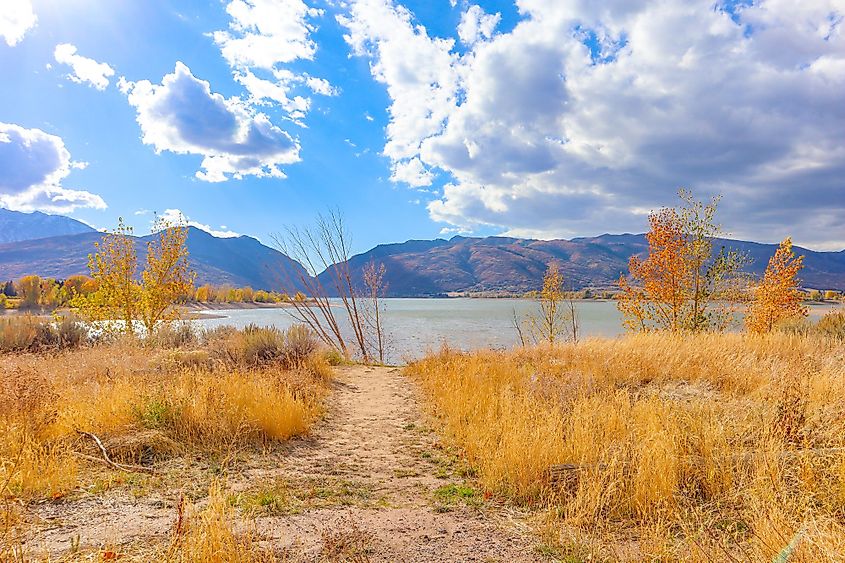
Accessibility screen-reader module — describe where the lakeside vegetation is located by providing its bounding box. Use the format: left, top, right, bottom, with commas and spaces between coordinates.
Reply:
1, 320, 332, 560
2, 193, 845, 560
407, 332, 845, 560
406, 192, 845, 560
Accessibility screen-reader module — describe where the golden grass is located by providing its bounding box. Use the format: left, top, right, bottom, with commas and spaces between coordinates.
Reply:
406, 332, 845, 560
0, 338, 330, 502
161, 481, 278, 563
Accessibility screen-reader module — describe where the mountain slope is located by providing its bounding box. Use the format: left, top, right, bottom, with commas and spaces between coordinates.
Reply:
1, 207, 843, 294
318, 234, 845, 295
0, 227, 309, 291
0, 208, 95, 243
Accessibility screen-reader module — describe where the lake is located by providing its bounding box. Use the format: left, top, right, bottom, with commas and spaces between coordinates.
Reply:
192, 298, 625, 364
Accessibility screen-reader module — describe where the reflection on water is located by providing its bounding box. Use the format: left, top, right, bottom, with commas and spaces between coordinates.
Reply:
191, 298, 625, 364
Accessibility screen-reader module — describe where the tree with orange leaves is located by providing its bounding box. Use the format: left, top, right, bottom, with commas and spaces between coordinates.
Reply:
618, 190, 747, 332
745, 237, 807, 333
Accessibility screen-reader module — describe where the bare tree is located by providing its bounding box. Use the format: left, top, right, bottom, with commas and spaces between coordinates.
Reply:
363, 259, 387, 364
273, 210, 387, 364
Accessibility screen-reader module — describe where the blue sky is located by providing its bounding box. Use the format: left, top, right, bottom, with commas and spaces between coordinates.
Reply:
1, 0, 843, 253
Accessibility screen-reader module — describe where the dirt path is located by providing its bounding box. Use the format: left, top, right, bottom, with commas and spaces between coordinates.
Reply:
26, 366, 541, 561
239, 365, 540, 561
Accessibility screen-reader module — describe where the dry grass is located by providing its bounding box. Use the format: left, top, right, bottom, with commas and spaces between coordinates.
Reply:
160, 481, 278, 563
0, 327, 330, 501
406, 332, 845, 561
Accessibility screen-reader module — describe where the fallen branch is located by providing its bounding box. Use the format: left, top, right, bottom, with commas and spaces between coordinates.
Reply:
75, 430, 159, 475
549, 447, 845, 482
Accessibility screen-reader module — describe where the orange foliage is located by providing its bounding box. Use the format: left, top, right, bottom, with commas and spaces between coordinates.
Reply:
745, 237, 807, 333
618, 208, 689, 332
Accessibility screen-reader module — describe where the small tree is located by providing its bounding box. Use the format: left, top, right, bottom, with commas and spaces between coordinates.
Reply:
138, 215, 195, 336
517, 263, 578, 345
77, 218, 141, 335
745, 237, 807, 334
274, 210, 387, 363
618, 189, 747, 332
75, 216, 194, 336
17, 275, 42, 309
363, 259, 387, 364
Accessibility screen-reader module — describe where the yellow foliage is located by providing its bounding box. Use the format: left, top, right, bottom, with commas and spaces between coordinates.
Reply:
746, 237, 807, 333
75, 216, 195, 336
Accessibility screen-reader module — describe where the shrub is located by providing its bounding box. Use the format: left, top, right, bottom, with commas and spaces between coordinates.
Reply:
149, 322, 198, 349
0, 315, 89, 353
56, 315, 88, 348
816, 310, 845, 339
210, 324, 320, 369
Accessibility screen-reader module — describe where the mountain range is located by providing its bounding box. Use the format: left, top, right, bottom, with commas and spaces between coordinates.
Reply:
1, 209, 844, 293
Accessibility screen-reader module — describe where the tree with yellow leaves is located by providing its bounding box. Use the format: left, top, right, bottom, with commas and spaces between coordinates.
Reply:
745, 237, 807, 333
17, 275, 42, 309
618, 190, 747, 332
75, 216, 194, 336
516, 263, 579, 344
138, 215, 195, 335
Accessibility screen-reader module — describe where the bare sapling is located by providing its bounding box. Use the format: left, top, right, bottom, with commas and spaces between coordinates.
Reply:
274, 210, 387, 363
516, 263, 579, 345
363, 259, 387, 364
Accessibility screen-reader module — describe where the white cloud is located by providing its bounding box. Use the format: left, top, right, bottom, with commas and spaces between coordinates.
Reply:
457, 5, 500, 46
340, 0, 845, 249
157, 209, 241, 238
0, 122, 106, 213
212, 0, 322, 70
338, 0, 461, 186
211, 0, 334, 124
121, 62, 300, 182
0, 0, 36, 46
54, 43, 115, 90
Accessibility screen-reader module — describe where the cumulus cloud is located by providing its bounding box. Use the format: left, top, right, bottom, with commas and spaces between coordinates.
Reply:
212, 0, 334, 120
0, 122, 106, 213
457, 5, 500, 46
54, 44, 115, 90
157, 209, 241, 238
120, 62, 300, 182
338, 0, 461, 184
339, 0, 845, 249
0, 0, 36, 46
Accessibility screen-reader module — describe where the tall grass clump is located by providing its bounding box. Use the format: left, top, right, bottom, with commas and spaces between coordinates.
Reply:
0, 325, 330, 502
0, 315, 89, 353
407, 333, 845, 560
161, 481, 277, 562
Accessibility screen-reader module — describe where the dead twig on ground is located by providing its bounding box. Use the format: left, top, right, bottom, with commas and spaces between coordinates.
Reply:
75, 430, 159, 475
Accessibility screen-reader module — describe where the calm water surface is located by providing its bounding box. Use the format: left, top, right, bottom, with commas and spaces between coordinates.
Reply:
192, 298, 624, 364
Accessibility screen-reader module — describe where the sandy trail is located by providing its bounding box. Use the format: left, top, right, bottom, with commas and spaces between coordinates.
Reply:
26, 366, 541, 561
243, 365, 539, 561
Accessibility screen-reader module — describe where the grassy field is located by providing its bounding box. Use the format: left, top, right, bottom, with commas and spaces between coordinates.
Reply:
1, 319, 331, 561
407, 332, 845, 561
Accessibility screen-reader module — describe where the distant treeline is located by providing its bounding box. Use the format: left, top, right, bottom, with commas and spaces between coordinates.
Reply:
0, 275, 842, 311
0, 275, 298, 310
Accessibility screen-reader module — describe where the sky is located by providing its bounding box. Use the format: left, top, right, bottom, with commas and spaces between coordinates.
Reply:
0, 0, 843, 253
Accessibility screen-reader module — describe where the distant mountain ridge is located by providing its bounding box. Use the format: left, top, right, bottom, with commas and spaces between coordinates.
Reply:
1, 209, 843, 292
319, 233, 845, 295
0, 226, 309, 291
0, 208, 95, 243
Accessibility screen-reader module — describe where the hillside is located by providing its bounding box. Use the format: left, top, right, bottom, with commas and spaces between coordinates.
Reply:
1, 208, 843, 293
319, 233, 845, 295
0, 208, 95, 243
0, 227, 309, 291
